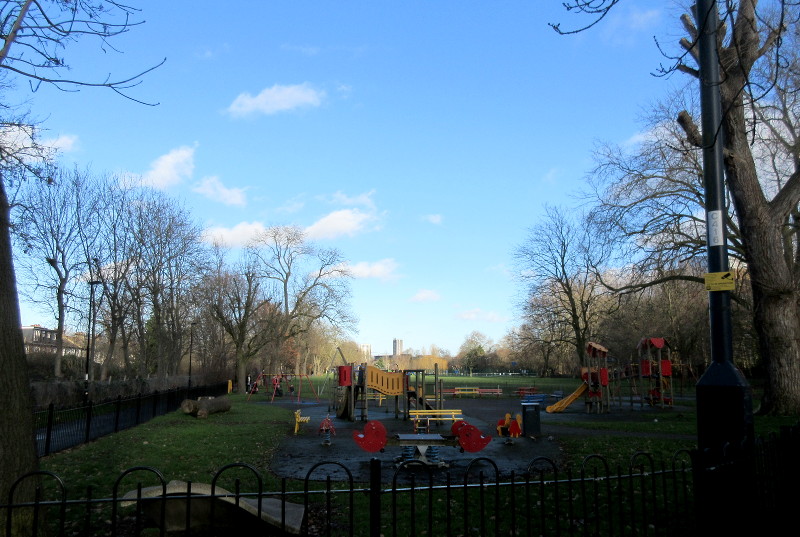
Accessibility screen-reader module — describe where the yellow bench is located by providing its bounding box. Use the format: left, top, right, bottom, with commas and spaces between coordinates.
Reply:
408, 409, 463, 433
294, 409, 310, 434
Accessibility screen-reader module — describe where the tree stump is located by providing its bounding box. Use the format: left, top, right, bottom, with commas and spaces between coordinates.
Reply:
181, 396, 231, 418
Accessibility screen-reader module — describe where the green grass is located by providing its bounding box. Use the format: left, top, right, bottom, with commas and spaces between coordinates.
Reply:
40, 394, 294, 497
33, 387, 799, 536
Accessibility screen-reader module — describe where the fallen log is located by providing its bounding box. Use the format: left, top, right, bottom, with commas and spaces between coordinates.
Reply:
181, 396, 231, 418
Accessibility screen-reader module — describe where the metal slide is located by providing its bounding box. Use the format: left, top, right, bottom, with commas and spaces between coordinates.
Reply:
545, 383, 589, 413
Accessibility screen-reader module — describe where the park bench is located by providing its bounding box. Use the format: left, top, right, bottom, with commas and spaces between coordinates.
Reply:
294, 409, 310, 434
522, 394, 548, 404
550, 390, 565, 400
515, 387, 538, 397
477, 388, 503, 397
408, 408, 463, 433
450, 387, 480, 397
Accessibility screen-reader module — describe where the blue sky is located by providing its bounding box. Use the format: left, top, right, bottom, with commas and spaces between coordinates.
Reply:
14, 2, 678, 356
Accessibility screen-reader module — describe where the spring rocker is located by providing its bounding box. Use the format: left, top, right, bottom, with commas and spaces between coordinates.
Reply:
352, 419, 492, 467
496, 413, 522, 444
318, 414, 336, 446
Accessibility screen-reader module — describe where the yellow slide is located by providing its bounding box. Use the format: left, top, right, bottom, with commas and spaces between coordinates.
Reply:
546, 383, 588, 413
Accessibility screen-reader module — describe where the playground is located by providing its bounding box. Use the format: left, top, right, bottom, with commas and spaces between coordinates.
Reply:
257, 341, 693, 484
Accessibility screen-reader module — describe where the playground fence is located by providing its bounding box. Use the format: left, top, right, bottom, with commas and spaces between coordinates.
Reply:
4, 421, 797, 536
32, 382, 230, 457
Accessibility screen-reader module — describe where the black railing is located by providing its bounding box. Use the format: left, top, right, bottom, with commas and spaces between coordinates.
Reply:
6, 421, 797, 536
33, 383, 229, 457
7, 420, 800, 537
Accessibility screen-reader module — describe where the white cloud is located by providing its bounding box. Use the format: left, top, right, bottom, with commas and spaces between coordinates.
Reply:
139, 145, 196, 190
227, 83, 325, 117
305, 208, 375, 239
43, 134, 79, 153
423, 214, 442, 225
329, 189, 376, 209
541, 168, 559, 184
410, 289, 441, 302
202, 221, 266, 247
456, 308, 507, 323
347, 259, 399, 281
192, 176, 247, 206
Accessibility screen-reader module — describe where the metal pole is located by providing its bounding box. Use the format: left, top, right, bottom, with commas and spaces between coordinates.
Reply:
84, 280, 101, 405
188, 322, 196, 392
694, 0, 754, 456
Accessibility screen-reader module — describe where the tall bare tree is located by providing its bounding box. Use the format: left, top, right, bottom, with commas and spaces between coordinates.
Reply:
15, 166, 97, 377
516, 206, 613, 367
583, 2, 800, 414
248, 225, 355, 374
0, 1, 160, 513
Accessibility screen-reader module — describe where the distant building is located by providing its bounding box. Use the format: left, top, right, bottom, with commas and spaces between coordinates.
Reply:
22, 325, 86, 358
393, 338, 403, 356
359, 343, 372, 360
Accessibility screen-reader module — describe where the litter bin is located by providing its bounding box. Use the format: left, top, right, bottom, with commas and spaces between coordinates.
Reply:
521, 402, 541, 437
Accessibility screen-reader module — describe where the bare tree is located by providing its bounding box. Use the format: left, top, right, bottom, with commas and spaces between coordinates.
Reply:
248, 225, 355, 374
15, 166, 97, 377
515, 206, 613, 367
205, 248, 280, 392
0, 0, 160, 512
584, 2, 800, 413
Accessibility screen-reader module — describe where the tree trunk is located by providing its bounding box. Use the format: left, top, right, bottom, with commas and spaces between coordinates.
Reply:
181, 396, 231, 418
0, 180, 39, 530
721, 62, 800, 414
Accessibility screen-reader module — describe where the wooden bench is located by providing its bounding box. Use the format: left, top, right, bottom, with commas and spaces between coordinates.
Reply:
408, 409, 463, 433
477, 388, 503, 397
294, 409, 310, 434
515, 387, 538, 396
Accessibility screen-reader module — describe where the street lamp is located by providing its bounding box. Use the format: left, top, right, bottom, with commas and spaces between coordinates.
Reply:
188, 321, 197, 393
84, 279, 102, 405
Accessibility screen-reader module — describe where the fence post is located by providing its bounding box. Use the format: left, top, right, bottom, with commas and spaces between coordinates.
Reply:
44, 402, 55, 456
369, 458, 381, 537
114, 395, 122, 432
84, 401, 93, 444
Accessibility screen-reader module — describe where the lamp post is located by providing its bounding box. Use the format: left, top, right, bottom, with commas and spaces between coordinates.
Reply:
84, 279, 101, 406
188, 321, 197, 393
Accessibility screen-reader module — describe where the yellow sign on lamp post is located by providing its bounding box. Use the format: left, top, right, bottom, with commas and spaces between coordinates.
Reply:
704, 271, 735, 292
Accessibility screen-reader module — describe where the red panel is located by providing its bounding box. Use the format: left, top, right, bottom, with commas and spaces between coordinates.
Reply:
338, 365, 352, 386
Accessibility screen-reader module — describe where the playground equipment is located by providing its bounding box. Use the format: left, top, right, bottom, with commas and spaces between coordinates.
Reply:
353, 418, 492, 466
333, 362, 446, 422
496, 413, 522, 444
546, 342, 614, 413
318, 415, 336, 446
293, 410, 310, 434
246, 372, 319, 403
636, 337, 674, 407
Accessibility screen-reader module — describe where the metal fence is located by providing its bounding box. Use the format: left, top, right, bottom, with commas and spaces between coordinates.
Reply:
6, 418, 797, 536
33, 383, 230, 457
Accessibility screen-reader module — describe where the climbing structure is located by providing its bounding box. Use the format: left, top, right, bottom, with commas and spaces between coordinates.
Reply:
636, 337, 674, 407
547, 341, 613, 413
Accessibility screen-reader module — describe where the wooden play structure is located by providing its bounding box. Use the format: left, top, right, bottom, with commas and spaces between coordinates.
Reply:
333, 362, 448, 422
547, 342, 614, 413
633, 337, 674, 407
